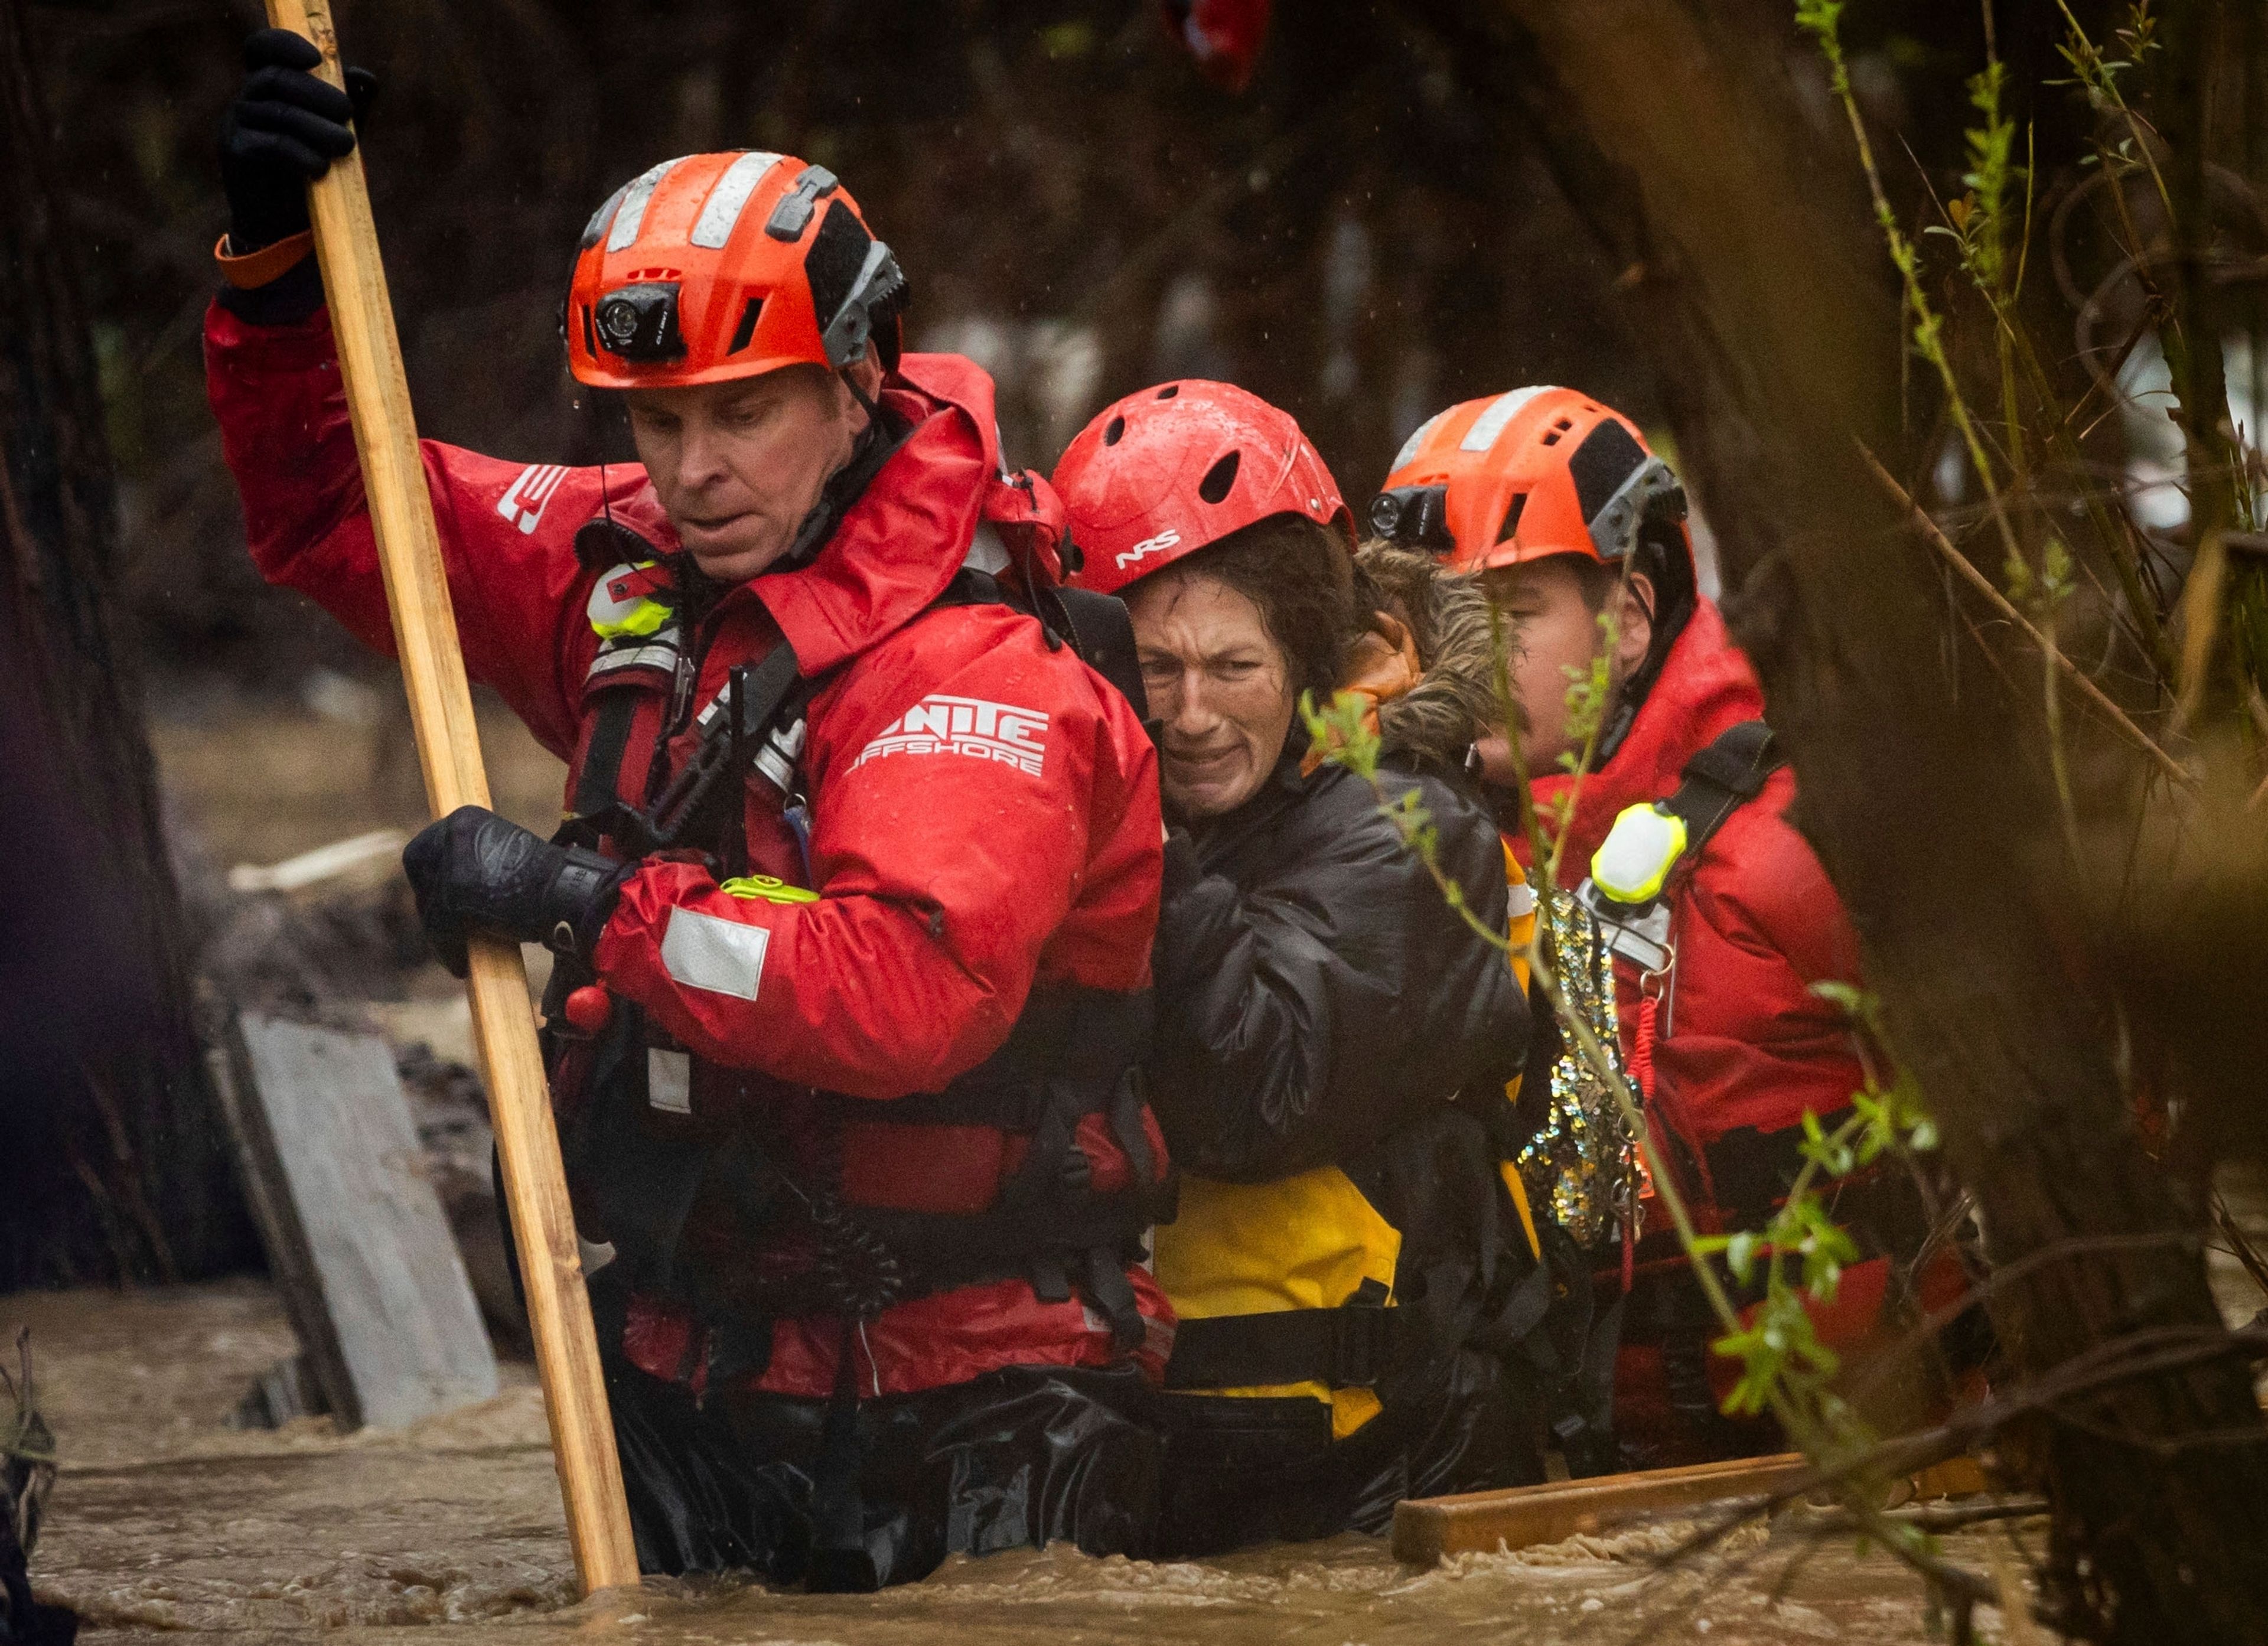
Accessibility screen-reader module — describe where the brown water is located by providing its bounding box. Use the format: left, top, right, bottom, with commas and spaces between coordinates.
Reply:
4, 1282, 2035, 1646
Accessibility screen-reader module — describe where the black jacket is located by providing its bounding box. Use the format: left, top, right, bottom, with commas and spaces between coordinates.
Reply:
1148, 738, 1529, 1183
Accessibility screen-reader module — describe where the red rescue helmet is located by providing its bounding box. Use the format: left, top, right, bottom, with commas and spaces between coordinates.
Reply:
1054, 380, 1353, 598
566, 151, 907, 391
1371, 386, 1690, 580
1160, 0, 1273, 92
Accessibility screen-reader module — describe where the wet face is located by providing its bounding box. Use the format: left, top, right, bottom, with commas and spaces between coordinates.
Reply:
1471, 556, 1653, 780
624, 357, 881, 584
1126, 569, 1296, 820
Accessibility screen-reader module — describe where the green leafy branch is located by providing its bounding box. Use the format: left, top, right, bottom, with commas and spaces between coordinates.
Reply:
1692, 987, 1940, 1431
1304, 613, 1964, 1589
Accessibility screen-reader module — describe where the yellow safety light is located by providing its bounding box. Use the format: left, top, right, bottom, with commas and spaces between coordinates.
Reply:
1591, 801, 1688, 905
586, 560, 673, 640
721, 875, 820, 905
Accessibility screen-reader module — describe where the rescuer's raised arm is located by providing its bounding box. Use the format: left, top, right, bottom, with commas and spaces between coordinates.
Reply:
203, 29, 600, 757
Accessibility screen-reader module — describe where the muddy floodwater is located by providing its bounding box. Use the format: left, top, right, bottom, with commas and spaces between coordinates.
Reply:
2, 1282, 2041, 1646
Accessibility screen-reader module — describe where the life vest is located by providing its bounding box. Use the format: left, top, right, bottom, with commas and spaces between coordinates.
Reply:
1152, 1106, 1559, 1443
544, 513, 1174, 1389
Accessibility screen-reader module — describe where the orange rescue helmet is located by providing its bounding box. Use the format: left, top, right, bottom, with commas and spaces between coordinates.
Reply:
1054, 380, 1353, 598
1371, 386, 1690, 579
565, 151, 907, 391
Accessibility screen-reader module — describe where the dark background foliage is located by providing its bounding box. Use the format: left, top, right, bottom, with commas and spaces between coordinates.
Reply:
28, 0, 1892, 686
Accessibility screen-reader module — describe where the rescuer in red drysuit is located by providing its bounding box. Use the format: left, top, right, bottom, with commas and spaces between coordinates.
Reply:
207, 33, 1171, 1587
1376, 389, 1970, 1468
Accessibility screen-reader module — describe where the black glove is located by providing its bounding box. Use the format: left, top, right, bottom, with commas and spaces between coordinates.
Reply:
402, 807, 627, 977
219, 27, 377, 253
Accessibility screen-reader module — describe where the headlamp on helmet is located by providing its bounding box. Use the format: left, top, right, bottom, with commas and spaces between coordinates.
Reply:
1368, 484, 1454, 551
592, 282, 686, 363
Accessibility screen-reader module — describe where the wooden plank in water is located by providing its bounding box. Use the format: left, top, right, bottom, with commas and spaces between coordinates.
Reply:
1393, 1452, 1814, 1564
221, 1012, 499, 1429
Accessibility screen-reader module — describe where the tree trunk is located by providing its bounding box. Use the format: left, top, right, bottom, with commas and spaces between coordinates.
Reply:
1404, 0, 2268, 1635
0, 0, 254, 1288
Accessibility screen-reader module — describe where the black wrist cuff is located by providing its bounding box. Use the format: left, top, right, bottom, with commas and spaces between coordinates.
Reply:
544, 847, 628, 958
217, 255, 324, 325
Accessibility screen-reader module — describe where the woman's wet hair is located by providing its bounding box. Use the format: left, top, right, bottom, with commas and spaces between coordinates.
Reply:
1168, 513, 1357, 704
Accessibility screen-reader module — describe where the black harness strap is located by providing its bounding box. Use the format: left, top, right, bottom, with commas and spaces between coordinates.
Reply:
1047, 584, 1150, 721
1162, 1282, 1400, 1391
572, 689, 643, 819
850, 989, 1154, 1126
1658, 719, 1782, 861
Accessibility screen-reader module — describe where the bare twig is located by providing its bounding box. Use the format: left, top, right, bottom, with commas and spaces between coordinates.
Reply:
1863, 446, 2194, 787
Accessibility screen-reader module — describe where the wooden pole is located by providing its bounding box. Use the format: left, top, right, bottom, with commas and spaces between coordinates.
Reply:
260, 0, 639, 1595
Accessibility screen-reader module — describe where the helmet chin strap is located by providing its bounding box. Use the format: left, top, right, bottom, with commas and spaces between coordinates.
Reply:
774, 386, 904, 574
1595, 556, 1693, 764
839, 362, 882, 422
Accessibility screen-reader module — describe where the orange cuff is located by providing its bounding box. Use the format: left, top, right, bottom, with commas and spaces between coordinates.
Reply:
214, 230, 315, 291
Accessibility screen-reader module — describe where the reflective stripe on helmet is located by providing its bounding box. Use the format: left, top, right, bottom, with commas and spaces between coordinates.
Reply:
607, 158, 685, 253
1459, 384, 1560, 452
579, 181, 631, 250
691, 151, 787, 249
1390, 409, 1446, 474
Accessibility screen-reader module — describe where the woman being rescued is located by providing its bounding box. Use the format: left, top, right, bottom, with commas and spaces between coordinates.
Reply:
1054, 382, 1559, 1553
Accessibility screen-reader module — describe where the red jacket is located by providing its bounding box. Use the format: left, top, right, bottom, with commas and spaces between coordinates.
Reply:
1521, 601, 1867, 1221
206, 302, 1169, 1398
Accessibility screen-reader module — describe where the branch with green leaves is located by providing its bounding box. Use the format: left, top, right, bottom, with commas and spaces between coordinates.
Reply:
1301, 630, 1961, 1587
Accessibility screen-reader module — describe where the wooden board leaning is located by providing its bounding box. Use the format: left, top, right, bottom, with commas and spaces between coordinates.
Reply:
217, 1014, 497, 1430
1393, 1452, 1999, 1566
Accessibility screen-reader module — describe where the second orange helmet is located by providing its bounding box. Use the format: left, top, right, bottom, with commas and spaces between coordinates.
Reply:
1372, 386, 1688, 578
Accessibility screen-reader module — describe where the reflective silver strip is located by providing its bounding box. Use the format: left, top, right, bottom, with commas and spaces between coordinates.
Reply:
607, 158, 685, 253
1506, 882, 1538, 918
646, 1048, 692, 1114
586, 640, 682, 680
691, 151, 786, 249
964, 521, 1011, 576
1390, 410, 1446, 475
1459, 386, 1559, 453
659, 907, 771, 1001
753, 717, 807, 794
579, 182, 631, 250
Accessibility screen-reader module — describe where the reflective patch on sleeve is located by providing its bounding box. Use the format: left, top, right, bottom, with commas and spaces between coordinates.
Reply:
646, 1049, 692, 1114
1506, 881, 1537, 918
659, 906, 771, 1002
